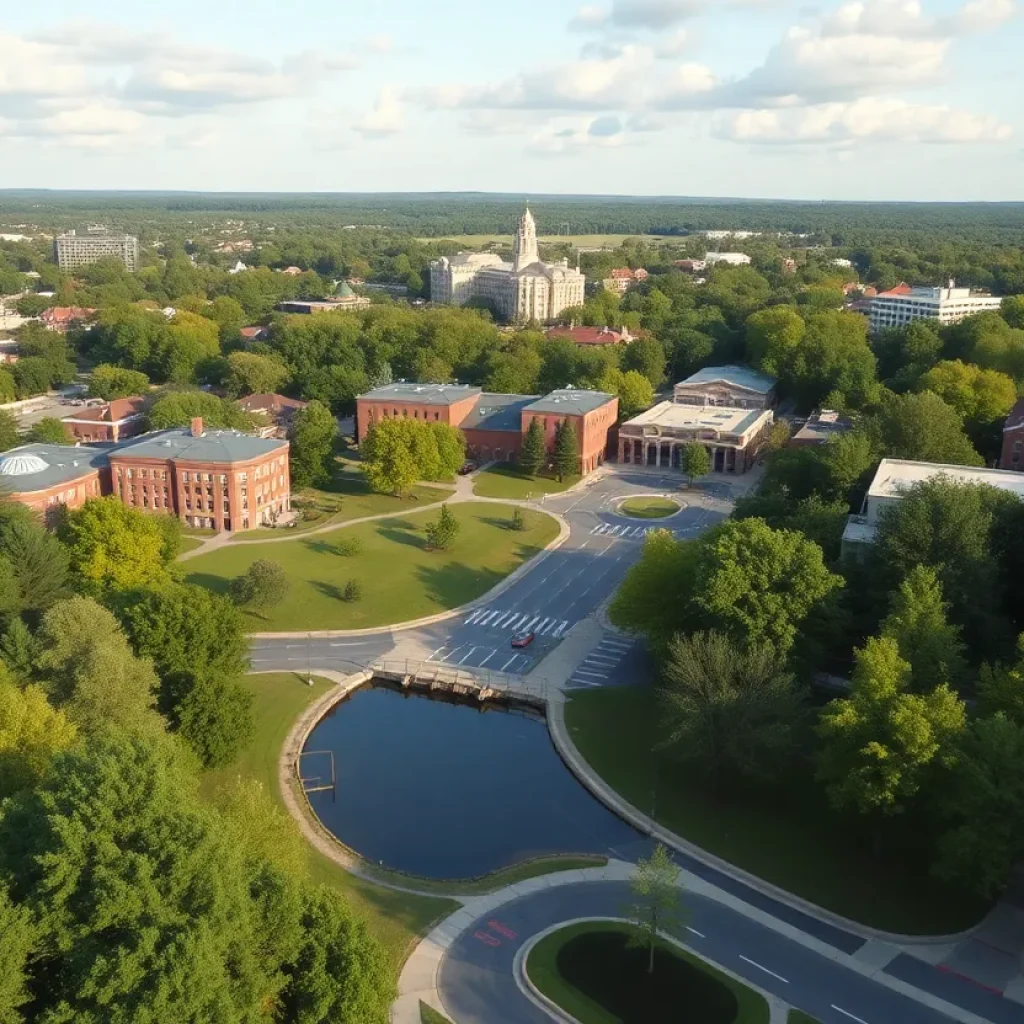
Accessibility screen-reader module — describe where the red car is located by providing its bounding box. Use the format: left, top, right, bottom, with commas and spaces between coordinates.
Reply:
511, 630, 536, 649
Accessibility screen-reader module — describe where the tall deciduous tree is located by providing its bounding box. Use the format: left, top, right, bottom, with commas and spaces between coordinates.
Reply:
225, 351, 290, 398
553, 419, 579, 481
25, 417, 73, 445
880, 566, 968, 693
627, 844, 685, 976
0, 680, 77, 799
289, 400, 338, 488
519, 418, 547, 477
88, 363, 151, 400
147, 389, 253, 431
681, 442, 711, 485
0, 411, 17, 453
660, 631, 803, 786
866, 390, 983, 466
918, 360, 1017, 427
817, 636, 966, 824
745, 304, 805, 379
230, 559, 289, 617
0, 885, 33, 1024
977, 637, 1024, 724
621, 337, 666, 387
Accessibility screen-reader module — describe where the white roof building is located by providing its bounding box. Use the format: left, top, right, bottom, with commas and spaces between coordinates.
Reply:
868, 280, 1002, 333
842, 458, 1024, 547
705, 252, 752, 266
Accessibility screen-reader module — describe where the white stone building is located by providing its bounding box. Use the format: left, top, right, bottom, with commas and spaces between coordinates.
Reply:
704, 252, 752, 266
430, 209, 585, 323
868, 281, 1003, 333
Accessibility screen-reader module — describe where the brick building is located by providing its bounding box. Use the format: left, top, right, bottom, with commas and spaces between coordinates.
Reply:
61, 396, 146, 443
356, 383, 618, 475
1001, 399, 1024, 471
1, 419, 289, 532
545, 325, 636, 347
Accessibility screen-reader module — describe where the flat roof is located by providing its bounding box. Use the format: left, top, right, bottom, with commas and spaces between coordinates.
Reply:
525, 388, 616, 416
358, 383, 483, 407
868, 459, 1024, 502
623, 401, 769, 436
0, 443, 109, 493
110, 427, 287, 464
461, 393, 538, 433
676, 364, 777, 394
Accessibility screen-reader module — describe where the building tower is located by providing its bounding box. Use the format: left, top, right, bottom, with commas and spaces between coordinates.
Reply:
512, 207, 539, 272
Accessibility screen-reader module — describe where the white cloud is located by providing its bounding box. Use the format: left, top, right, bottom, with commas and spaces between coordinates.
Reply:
714, 98, 1013, 144
570, 0, 777, 31
353, 87, 404, 138
654, 29, 693, 58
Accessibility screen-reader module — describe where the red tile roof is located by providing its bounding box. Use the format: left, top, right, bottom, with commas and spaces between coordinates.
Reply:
237, 393, 308, 415
41, 306, 96, 325
62, 396, 145, 424
877, 282, 913, 297
239, 326, 269, 340
546, 326, 630, 346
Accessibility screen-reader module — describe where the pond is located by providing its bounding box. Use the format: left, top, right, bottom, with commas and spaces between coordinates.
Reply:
302, 684, 643, 879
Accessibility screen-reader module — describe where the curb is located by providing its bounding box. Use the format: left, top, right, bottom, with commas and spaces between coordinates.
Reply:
249, 506, 570, 639
546, 699, 989, 948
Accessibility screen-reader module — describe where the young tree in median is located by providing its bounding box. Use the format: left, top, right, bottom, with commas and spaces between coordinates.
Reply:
660, 631, 803, 787
817, 637, 966, 839
553, 419, 579, 481
627, 844, 685, 976
681, 442, 711, 486
230, 558, 289, 618
289, 399, 338, 489
519, 417, 547, 477
425, 504, 460, 551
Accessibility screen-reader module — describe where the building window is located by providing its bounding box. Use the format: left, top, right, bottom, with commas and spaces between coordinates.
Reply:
183, 472, 189, 482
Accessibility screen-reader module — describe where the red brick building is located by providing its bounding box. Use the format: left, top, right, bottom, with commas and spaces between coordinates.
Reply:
1001, 399, 1024, 471
356, 383, 618, 474
40, 307, 96, 332
1, 419, 289, 532
61, 396, 146, 443
544, 325, 636, 348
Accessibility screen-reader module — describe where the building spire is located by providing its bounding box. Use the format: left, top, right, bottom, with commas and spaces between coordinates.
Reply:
512, 206, 539, 273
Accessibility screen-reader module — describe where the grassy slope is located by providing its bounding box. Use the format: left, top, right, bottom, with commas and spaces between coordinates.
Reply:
472, 465, 580, 500
564, 687, 985, 935
186, 504, 559, 631
527, 921, 768, 1024
201, 673, 457, 965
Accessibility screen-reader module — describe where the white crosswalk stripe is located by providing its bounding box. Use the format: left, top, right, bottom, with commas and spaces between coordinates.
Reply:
552, 621, 569, 639
536, 617, 552, 635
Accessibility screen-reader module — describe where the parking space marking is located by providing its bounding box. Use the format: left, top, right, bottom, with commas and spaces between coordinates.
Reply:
456, 646, 478, 665
501, 654, 519, 671
575, 669, 610, 679
477, 649, 497, 668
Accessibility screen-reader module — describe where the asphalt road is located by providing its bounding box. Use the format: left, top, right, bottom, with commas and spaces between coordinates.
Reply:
439, 882, 971, 1024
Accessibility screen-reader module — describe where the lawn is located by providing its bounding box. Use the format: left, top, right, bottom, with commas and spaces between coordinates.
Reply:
201, 673, 457, 966
472, 464, 580, 500
527, 921, 768, 1024
618, 497, 681, 519
564, 687, 987, 935
187, 503, 560, 631
230, 463, 445, 539
420, 1004, 452, 1024
788, 1013, 820, 1023
177, 536, 207, 554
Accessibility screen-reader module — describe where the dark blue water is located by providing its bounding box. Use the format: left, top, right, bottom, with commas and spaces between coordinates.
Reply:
302, 685, 642, 879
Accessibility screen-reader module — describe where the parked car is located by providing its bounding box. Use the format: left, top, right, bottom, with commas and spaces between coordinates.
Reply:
458, 461, 478, 475
511, 630, 535, 649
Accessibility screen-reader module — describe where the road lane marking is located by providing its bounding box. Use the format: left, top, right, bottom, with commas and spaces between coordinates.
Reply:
739, 956, 788, 983
456, 647, 478, 665
478, 649, 497, 668
686, 926, 706, 938
501, 654, 518, 671
329, 641, 371, 646
830, 1006, 869, 1024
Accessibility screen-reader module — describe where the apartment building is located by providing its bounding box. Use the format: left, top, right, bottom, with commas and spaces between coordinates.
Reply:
868, 281, 1003, 333
54, 231, 140, 272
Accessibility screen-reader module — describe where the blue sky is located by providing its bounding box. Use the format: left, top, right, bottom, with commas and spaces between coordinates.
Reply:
2, 0, 1021, 199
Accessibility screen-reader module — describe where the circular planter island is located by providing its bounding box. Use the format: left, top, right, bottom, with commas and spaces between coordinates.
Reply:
617, 496, 683, 520
526, 920, 769, 1024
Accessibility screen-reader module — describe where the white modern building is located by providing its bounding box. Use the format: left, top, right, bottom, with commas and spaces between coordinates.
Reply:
54, 231, 140, 273
704, 252, 752, 266
842, 459, 1024, 549
430, 209, 585, 323
868, 281, 1002, 333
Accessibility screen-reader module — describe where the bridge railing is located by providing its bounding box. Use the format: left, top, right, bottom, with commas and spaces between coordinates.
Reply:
368, 658, 551, 701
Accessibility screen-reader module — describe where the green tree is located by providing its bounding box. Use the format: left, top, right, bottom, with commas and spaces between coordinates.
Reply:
880, 566, 967, 693
60, 497, 177, 595
431, 422, 467, 479
158, 311, 221, 384
0, 679, 77, 799
25, 417, 72, 445
866, 390, 983, 466
0, 369, 14, 406
230, 559, 290, 617
0, 507, 70, 617
290, 400, 338, 489
934, 713, 1024, 899
14, 294, 49, 317
1002, 295, 1024, 330
0, 729, 283, 1024
225, 351, 290, 398
519, 417, 547, 477
788, 310, 879, 411
88, 363, 151, 400
977, 637, 1024, 724
360, 420, 419, 496
11, 357, 52, 399
146, 389, 253, 431
627, 844, 685, 976
817, 636, 966, 823
35, 597, 160, 735
660, 631, 803, 786
553, 419, 579, 481
0, 619, 38, 683
621, 337, 666, 387
119, 583, 252, 767
693, 519, 843, 658
681, 442, 711, 485
0, 886, 33, 1024
0, 411, 17, 453
283, 884, 395, 1024
745, 304, 805, 378
510, 507, 525, 531
917, 360, 1016, 427
425, 504, 459, 551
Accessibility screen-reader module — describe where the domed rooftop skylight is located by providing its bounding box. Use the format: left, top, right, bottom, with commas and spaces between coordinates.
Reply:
0, 453, 49, 476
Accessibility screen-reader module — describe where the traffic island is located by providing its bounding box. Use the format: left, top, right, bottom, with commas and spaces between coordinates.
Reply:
617, 496, 683, 519
525, 920, 769, 1023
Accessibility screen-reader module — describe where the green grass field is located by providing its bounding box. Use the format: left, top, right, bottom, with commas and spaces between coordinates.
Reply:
618, 497, 681, 519
187, 503, 560, 631
201, 673, 457, 965
419, 1004, 452, 1024
472, 465, 580, 500
527, 921, 768, 1024
564, 686, 986, 934
177, 536, 207, 554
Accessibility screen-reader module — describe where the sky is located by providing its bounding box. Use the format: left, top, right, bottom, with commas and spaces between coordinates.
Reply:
1, 0, 1022, 201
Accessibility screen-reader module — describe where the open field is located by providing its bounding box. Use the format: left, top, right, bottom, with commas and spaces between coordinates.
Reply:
187, 503, 560, 631
200, 673, 457, 965
564, 686, 986, 934
472, 464, 580, 500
